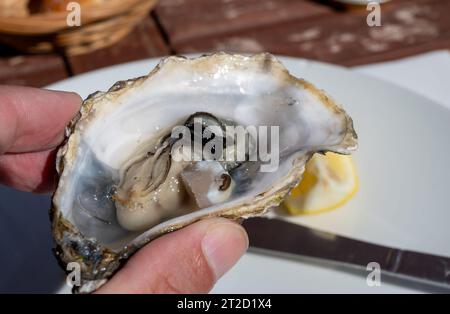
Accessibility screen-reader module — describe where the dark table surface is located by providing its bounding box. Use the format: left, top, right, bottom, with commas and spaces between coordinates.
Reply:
1, 0, 449, 87
0, 0, 449, 293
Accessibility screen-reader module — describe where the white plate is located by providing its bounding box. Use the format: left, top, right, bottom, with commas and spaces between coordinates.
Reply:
48, 55, 450, 293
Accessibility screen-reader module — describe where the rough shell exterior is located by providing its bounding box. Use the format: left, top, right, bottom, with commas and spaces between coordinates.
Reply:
51, 53, 357, 293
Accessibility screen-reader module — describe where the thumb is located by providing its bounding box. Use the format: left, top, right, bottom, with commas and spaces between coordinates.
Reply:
97, 218, 249, 293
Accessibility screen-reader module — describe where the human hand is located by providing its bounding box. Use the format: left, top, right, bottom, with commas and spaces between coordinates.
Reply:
0, 85, 248, 293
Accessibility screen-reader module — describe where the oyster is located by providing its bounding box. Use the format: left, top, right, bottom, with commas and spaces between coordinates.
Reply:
51, 53, 357, 293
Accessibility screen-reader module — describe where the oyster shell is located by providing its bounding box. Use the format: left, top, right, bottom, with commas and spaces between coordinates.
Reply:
51, 53, 357, 293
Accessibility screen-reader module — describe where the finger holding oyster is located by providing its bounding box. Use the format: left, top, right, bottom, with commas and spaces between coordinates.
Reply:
51, 53, 358, 293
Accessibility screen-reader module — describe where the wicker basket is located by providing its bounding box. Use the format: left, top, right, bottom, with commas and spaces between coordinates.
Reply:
0, 0, 158, 56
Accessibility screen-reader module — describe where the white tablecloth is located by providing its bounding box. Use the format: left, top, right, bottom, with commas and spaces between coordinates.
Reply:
355, 50, 450, 109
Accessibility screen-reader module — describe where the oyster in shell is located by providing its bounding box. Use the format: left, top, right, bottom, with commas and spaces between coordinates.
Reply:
51, 53, 357, 293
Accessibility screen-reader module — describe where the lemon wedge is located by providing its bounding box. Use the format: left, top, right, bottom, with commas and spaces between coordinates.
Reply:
283, 152, 358, 215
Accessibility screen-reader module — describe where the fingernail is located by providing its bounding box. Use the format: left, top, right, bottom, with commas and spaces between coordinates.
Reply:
201, 221, 249, 280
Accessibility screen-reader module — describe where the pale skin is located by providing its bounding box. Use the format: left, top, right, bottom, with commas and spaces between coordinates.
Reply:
0, 85, 249, 293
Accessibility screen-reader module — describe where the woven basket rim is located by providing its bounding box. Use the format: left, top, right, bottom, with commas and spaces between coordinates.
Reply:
0, 0, 155, 35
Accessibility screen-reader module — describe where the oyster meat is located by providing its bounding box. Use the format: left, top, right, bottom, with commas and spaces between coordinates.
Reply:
51, 53, 357, 293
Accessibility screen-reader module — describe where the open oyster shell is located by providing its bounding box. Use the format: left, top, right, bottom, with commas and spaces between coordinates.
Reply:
51, 53, 357, 293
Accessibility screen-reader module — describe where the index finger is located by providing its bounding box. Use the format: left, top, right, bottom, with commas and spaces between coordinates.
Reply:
0, 85, 82, 154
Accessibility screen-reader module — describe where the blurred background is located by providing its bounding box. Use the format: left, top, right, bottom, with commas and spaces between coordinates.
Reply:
0, 0, 449, 293
0, 0, 449, 86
